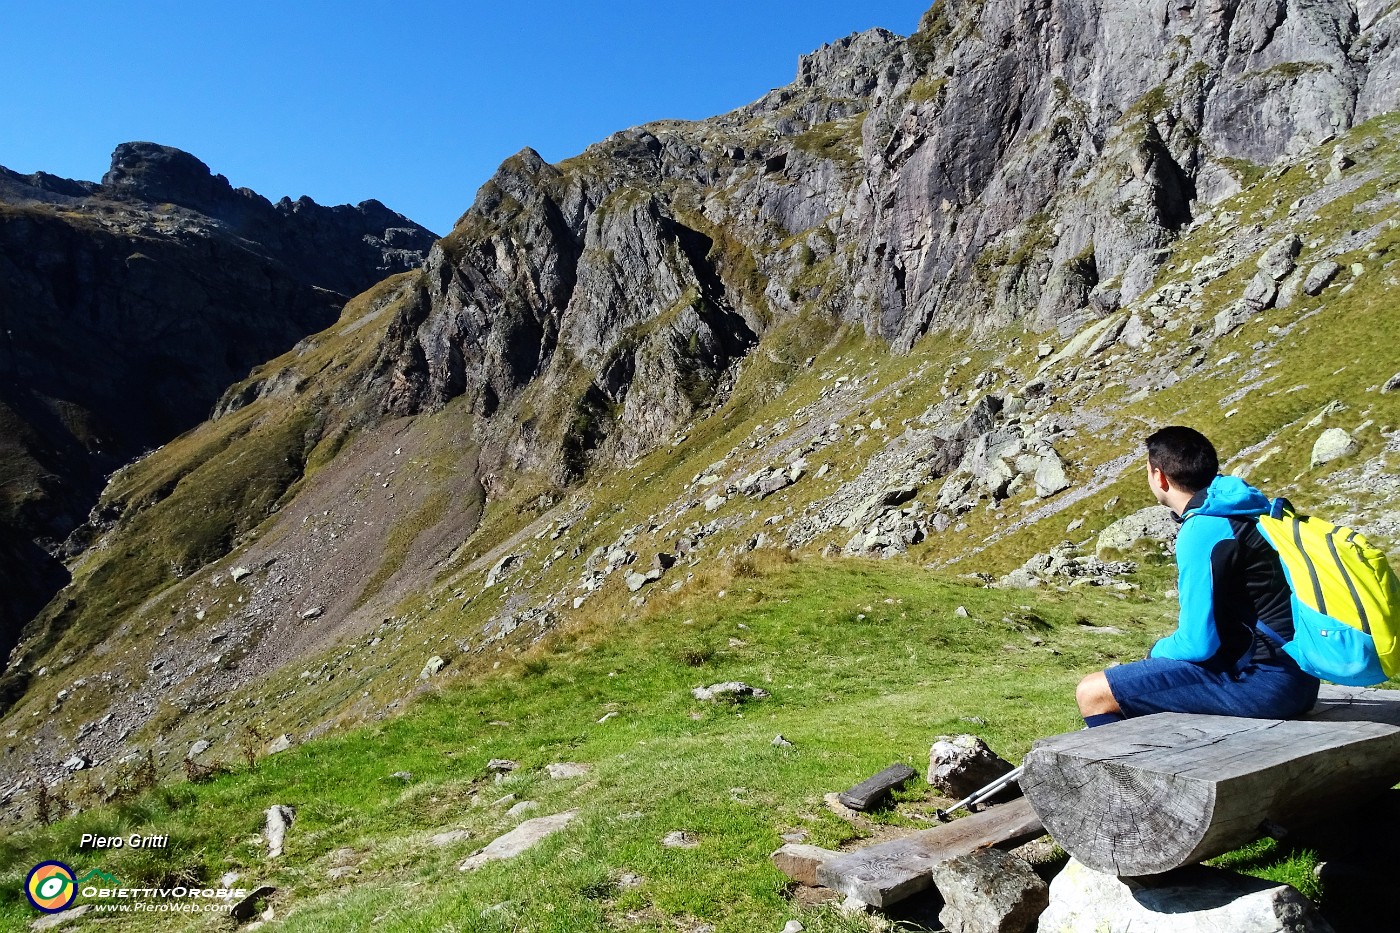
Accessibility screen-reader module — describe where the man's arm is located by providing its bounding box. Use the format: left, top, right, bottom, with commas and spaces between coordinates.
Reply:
1150, 516, 1235, 662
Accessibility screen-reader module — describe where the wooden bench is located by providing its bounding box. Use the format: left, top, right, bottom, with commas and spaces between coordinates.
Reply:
1021, 685, 1400, 877
815, 686, 1400, 905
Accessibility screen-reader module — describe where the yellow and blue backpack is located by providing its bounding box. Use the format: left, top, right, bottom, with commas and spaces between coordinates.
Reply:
1256, 498, 1400, 686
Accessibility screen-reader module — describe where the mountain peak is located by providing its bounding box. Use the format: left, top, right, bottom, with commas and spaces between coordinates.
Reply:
101, 141, 236, 213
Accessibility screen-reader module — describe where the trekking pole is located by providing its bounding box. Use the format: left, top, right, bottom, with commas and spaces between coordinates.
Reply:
935, 764, 1023, 821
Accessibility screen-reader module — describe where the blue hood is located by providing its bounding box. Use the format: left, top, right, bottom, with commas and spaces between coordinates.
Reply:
1184, 475, 1271, 519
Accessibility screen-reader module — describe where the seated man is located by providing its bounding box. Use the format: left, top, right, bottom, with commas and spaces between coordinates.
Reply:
1076, 426, 1320, 726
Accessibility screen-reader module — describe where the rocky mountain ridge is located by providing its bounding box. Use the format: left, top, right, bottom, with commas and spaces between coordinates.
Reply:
1, 0, 1398, 824
0, 143, 437, 666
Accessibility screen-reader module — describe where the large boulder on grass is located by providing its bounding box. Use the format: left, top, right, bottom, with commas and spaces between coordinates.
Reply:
1311, 428, 1359, 467
928, 734, 1015, 798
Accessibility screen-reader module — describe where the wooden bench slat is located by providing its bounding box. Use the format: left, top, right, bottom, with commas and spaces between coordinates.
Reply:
814, 796, 1044, 907
838, 763, 917, 811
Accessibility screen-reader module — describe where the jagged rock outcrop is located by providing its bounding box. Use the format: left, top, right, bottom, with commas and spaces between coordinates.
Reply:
0, 143, 436, 662
364, 0, 1400, 479
854, 0, 1400, 347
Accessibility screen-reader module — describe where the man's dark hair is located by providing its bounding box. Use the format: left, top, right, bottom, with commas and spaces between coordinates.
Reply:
1145, 426, 1218, 492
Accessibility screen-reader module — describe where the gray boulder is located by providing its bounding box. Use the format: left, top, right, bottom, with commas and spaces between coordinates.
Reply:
759, 471, 794, 497
932, 848, 1048, 933
692, 682, 769, 702
928, 734, 1015, 798
1119, 313, 1151, 350
1033, 452, 1071, 498
1311, 428, 1359, 467
419, 655, 447, 679
484, 554, 520, 588
1257, 234, 1302, 282
1037, 858, 1333, 932
264, 804, 296, 858
1096, 506, 1179, 555
1242, 271, 1279, 312
459, 809, 580, 871
1214, 300, 1254, 339
1302, 260, 1341, 296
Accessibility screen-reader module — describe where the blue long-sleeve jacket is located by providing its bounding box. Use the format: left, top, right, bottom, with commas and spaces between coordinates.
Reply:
1150, 475, 1296, 670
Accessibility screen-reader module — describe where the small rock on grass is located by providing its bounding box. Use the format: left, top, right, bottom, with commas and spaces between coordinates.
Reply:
839, 894, 872, 915
692, 681, 769, 702
822, 792, 867, 824
459, 809, 580, 871
662, 830, 700, 848
430, 829, 472, 847
264, 805, 295, 858
771, 843, 839, 886
31, 905, 92, 930
545, 761, 591, 779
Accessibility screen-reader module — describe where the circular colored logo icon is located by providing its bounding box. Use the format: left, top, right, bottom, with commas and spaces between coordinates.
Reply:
26, 861, 77, 913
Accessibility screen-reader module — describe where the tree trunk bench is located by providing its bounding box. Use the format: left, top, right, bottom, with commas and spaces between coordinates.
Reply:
1021, 685, 1400, 877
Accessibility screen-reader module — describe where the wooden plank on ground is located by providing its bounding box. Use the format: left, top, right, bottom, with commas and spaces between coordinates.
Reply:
814, 796, 1045, 907
1021, 686, 1400, 877
838, 763, 917, 811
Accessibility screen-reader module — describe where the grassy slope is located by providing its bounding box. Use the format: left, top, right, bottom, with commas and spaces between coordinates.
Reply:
3, 555, 1185, 932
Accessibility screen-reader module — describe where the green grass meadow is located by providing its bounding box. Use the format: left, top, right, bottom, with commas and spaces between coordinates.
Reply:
1, 557, 1184, 932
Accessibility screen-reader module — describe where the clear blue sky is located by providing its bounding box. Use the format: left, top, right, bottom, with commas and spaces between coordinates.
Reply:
1, 1, 927, 235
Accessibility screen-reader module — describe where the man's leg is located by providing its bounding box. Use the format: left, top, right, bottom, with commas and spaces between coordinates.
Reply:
1076, 671, 1125, 727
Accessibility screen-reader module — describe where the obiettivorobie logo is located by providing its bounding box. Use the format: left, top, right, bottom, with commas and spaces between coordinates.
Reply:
25, 861, 80, 913
25, 861, 248, 915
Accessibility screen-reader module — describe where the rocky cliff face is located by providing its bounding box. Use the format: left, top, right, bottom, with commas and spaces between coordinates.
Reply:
0, 143, 437, 663
363, 0, 1399, 461
852, 0, 1400, 345
2, 0, 1398, 817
